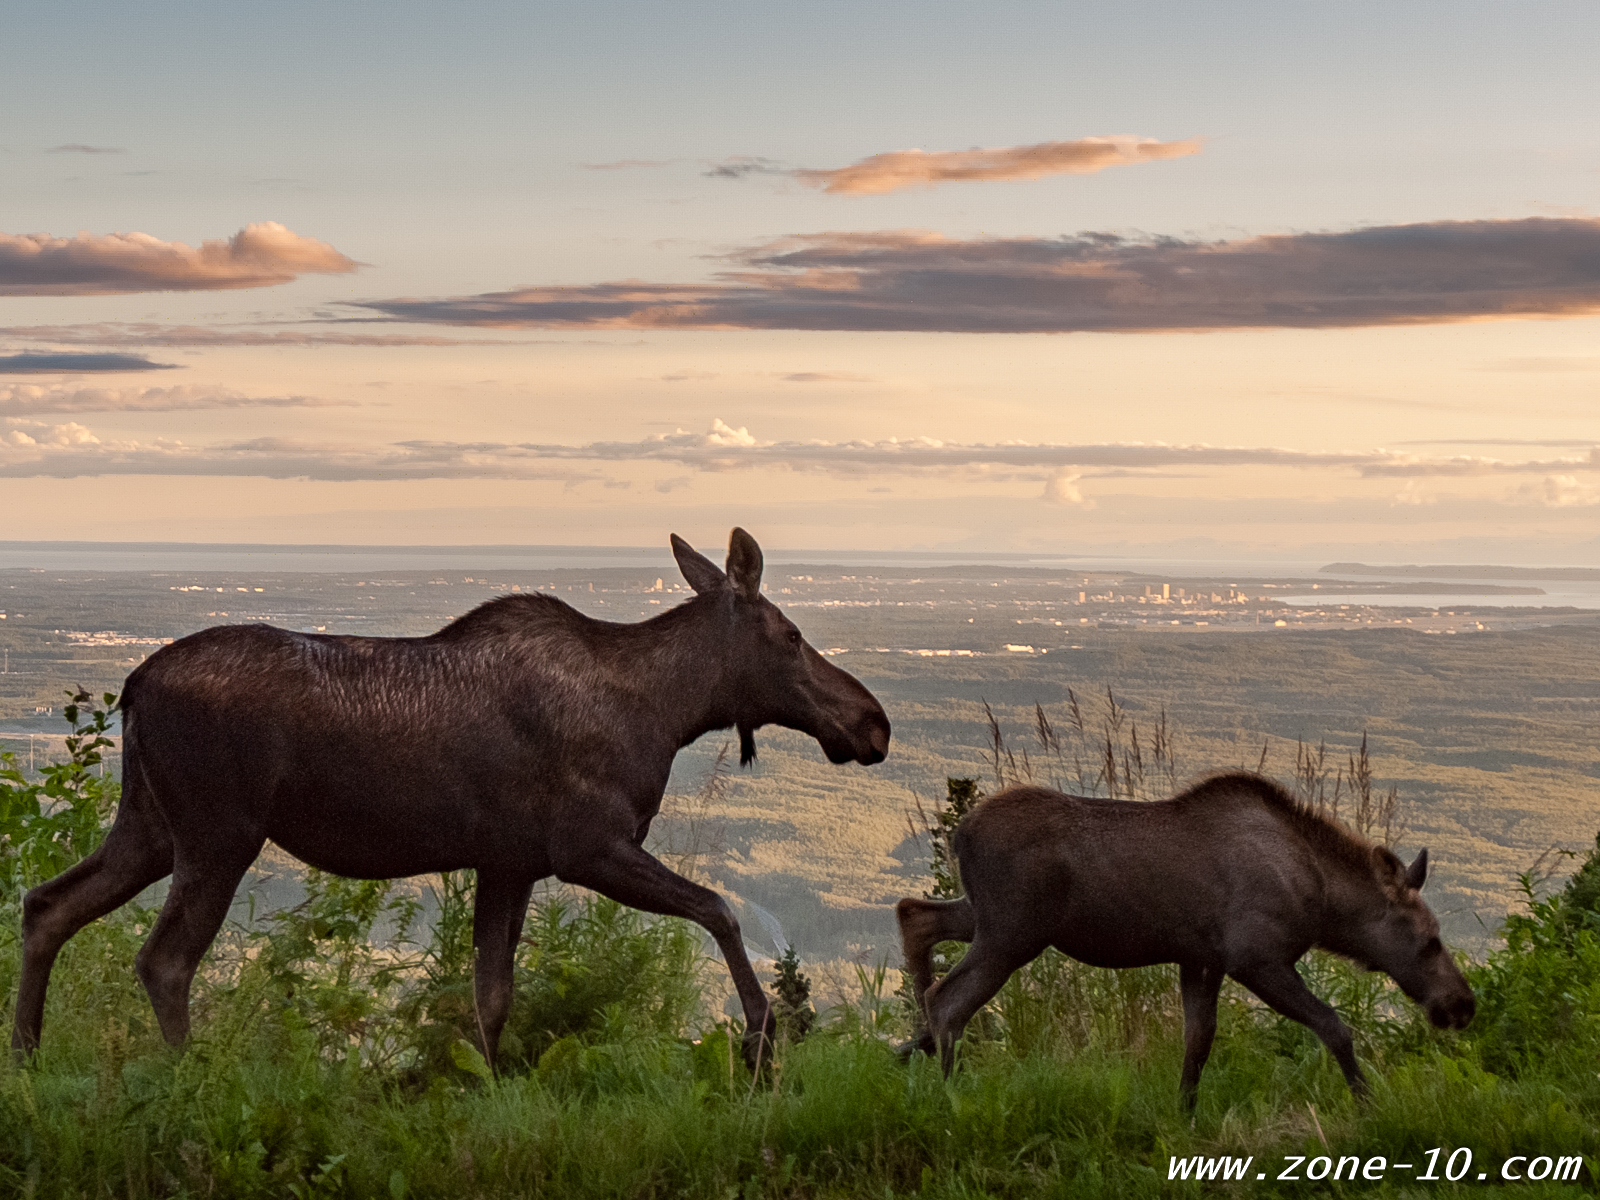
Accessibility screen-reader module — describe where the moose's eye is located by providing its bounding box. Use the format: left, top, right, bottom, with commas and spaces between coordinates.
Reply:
787, 628, 803, 647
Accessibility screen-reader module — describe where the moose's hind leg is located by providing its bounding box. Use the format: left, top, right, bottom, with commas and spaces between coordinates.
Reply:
896, 897, 975, 1007
136, 842, 263, 1046
923, 934, 1040, 1075
895, 896, 975, 1058
11, 808, 174, 1055
471, 870, 537, 1071
1178, 962, 1224, 1110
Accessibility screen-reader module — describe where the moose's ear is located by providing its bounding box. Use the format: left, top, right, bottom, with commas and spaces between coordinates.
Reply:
1404, 848, 1429, 892
726, 527, 764, 602
1370, 845, 1406, 885
671, 534, 727, 596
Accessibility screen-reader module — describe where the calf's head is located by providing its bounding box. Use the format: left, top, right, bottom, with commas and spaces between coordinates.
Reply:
672, 528, 891, 767
1356, 847, 1476, 1031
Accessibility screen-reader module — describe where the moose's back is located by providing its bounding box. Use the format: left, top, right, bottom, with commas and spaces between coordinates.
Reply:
953, 783, 1329, 970
121, 605, 664, 879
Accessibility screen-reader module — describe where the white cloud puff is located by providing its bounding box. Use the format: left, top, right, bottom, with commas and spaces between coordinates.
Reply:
0, 420, 1594, 494
1043, 468, 1091, 506
1518, 474, 1600, 507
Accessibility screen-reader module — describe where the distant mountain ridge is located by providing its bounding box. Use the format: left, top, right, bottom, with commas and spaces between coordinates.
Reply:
1323, 562, 1600, 581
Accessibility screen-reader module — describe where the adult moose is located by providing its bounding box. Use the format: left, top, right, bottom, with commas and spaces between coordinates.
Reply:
13, 528, 891, 1070
897, 774, 1474, 1106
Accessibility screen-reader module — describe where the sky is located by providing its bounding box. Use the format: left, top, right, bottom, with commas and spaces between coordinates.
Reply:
3, 0, 1599, 563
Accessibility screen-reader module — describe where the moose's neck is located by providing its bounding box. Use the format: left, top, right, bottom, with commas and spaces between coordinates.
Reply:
1313, 858, 1390, 963
608, 598, 744, 751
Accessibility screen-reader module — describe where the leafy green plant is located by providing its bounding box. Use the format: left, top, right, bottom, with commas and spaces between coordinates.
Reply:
392, 883, 709, 1080
507, 893, 706, 1066
771, 945, 815, 1042
241, 868, 421, 1067
1560, 831, 1600, 936
0, 689, 120, 899
1470, 844, 1600, 1083
911, 775, 982, 901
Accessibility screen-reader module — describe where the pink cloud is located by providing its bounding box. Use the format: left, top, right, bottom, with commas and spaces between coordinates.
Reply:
0, 383, 353, 414
0, 322, 522, 347
0, 222, 358, 296
793, 136, 1201, 195
354, 218, 1600, 333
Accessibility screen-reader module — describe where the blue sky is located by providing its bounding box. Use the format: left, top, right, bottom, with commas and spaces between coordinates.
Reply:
3, 1, 1599, 559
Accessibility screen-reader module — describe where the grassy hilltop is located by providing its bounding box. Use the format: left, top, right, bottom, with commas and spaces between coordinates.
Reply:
2, 712, 1597, 1197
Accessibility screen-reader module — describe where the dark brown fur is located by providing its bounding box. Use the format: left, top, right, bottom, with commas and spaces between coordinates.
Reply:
12, 529, 891, 1071
897, 774, 1474, 1106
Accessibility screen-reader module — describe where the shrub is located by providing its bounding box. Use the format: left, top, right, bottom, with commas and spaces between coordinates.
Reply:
0, 690, 120, 900
771, 945, 815, 1042
391, 880, 709, 1080
1470, 842, 1600, 1085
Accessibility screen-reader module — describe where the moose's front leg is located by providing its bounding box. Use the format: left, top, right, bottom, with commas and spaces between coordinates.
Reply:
557, 840, 775, 1070
1233, 961, 1368, 1097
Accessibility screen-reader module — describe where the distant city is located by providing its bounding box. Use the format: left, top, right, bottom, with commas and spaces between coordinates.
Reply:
4, 546, 1597, 965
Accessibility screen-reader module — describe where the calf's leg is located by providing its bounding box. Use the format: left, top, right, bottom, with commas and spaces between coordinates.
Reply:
1233, 961, 1367, 1097
471, 870, 537, 1070
896, 897, 975, 1007
1178, 961, 1223, 1109
12, 803, 173, 1055
895, 896, 974, 1057
557, 841, 775, 1070
922, 934, 1039, 1075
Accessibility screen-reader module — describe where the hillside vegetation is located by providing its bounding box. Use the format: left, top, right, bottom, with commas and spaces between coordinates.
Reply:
4, 566, 1598, 972
2, 702, 1597, 1197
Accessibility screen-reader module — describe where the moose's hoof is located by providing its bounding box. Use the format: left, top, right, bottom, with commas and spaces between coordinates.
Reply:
741, 1006, 777, 1072
10, 1027, 40, 1063
895, 1032, 935, 1061
741, 1028, 774, 1072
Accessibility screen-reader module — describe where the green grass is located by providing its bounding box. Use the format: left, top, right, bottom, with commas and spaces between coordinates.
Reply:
1, 981, 1595, 1198
2, 704, 1597, 1197
2, 857, 1596, 1198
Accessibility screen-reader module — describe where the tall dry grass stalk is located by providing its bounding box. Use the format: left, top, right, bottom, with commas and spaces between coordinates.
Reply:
983, 693, 1403, 848
981, 688, 1179, 801
1292, 732, 1403, 848
652, 739, 733, 883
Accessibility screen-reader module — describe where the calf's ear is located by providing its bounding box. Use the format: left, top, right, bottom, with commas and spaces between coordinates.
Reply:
1404, 848, 1429, 891
672, 534, 727, 596
726, 527, 764, 602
